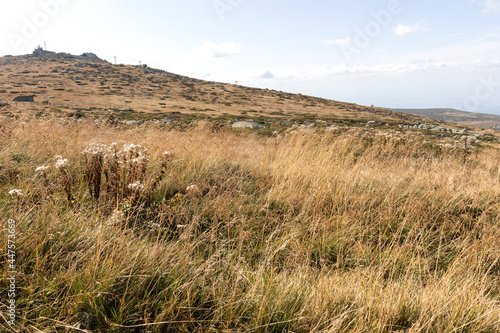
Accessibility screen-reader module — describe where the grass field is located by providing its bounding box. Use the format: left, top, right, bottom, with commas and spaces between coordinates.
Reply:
1, 117, 499, 332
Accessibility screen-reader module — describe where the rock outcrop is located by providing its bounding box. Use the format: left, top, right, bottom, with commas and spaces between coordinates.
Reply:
231, 121, 263, 130
29, 49, 109, 64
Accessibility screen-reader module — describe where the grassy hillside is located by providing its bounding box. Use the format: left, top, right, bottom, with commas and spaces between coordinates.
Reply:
0, 51, 438, 126
0, 117, 499, 332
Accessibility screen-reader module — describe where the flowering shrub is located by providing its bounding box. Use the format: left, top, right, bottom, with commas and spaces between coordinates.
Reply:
82, 142, 170, 209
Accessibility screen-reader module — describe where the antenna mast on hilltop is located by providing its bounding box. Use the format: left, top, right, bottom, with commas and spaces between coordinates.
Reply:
114, 56, 117, 65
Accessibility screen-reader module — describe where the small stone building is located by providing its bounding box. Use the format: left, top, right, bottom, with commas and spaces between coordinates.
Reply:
13, 95, 35, 103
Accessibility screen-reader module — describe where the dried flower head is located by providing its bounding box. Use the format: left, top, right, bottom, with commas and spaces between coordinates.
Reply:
186, 185, 199, 192
55, 157, 69, 169
107, 209, 124, 225
128, 181, 145, 191
9, 189, 23, 197
186, 184, 202, 197
36, 166, 50, 172
82, 143, 106, 156
124, 144, 142, 153
130, 155, 149, 164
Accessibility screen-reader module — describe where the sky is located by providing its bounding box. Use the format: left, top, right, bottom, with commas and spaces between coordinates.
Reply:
1, 0, 500, 115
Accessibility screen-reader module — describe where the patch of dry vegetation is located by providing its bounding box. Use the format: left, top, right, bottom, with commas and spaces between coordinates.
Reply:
1, 119, 499, 332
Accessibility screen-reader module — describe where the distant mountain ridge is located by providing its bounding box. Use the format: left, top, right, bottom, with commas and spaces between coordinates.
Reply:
389, 108, 500, 131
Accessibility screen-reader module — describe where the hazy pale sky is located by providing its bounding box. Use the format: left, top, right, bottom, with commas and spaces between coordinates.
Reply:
1, 0, 500, 114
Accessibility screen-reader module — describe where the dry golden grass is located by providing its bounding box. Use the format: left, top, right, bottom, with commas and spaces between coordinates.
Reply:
0, 118, 499, 332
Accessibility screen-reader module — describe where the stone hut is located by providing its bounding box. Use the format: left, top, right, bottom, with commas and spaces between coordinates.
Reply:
13, 95, 35, 103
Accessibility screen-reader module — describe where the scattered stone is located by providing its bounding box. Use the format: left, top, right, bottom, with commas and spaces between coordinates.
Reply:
326, 126, 340, 132
231, 121, 263, 130
121, 120, 144, 126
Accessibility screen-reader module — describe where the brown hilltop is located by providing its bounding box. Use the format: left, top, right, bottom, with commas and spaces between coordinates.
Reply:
0, 51, 415, 121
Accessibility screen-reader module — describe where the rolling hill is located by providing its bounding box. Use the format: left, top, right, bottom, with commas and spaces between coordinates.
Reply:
390, 108, 500, 131
0, 50, 447, 126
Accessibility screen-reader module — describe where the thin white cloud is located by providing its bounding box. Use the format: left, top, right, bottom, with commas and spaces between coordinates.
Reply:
323, 37, 351, 45
259, 71, 275, 79
393, 22, 429, 36
252, 59, 500, 82
473, 0, 500, 14
195, 41, 244, 58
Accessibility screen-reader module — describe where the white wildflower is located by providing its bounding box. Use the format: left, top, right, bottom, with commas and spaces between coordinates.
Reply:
128, 181, 145, 191
123, 144, 142, 153
55, 157, 69, 169
82, 143, 106, 155
9, 189, 23, 197
130, 155, 149, 164
107, 142, 118, 153
107, 209, 124, 225
123, 144, 148, 161
186, 185, 202, 197
186, 185, 199, 192
35, 165, 50, 172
